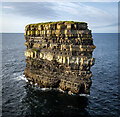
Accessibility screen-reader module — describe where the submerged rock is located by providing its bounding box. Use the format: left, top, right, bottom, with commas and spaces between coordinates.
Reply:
24, 21, 96, 95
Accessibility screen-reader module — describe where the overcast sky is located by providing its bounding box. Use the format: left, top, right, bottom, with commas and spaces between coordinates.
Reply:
1, 2, 118, 33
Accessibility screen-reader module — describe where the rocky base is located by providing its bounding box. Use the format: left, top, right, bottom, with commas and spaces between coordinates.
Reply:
24, 57, 92, 94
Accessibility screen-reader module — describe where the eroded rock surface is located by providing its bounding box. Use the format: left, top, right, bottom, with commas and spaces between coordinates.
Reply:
24, 21, 96, 94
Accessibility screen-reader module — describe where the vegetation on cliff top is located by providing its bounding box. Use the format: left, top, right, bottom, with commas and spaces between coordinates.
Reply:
26, 21, 87, 27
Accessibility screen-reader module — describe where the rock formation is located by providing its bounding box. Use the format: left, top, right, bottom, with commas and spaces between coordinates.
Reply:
24, 21, 96, 94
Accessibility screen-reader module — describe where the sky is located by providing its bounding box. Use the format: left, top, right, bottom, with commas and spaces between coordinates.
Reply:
1, 2, 118, 33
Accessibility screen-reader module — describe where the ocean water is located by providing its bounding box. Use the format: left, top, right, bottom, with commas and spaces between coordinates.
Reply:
2, 33, 120, 116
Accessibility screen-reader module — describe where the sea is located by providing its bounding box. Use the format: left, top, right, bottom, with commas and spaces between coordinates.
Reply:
1, 33, 120, 117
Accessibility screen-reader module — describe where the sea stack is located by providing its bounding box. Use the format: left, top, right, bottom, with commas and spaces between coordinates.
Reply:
24, 21, 96, 94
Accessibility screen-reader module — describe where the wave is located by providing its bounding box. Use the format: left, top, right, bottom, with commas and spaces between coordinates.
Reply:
13, 74, 28, 82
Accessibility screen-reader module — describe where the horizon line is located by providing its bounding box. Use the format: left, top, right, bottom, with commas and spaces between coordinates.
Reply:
0, 32, 118, 34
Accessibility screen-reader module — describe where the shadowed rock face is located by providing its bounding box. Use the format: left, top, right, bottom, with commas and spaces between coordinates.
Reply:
24, 21, 96, 94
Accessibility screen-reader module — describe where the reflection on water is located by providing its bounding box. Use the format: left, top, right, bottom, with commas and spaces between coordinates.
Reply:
22, 83, 89, 116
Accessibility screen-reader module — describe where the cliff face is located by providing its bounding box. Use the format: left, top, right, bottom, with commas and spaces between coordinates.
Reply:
24, 21, 96, 94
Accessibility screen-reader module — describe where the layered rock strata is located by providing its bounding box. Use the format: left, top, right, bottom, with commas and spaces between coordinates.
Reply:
24, 21, 96, 94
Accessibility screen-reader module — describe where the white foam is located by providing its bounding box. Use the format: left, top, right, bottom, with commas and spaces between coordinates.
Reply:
40, 88, 50, 91
38, 87, 59, 91
68, 91, 75, 95
31, 86, 58, 91
13, 74, 28, 82
58, 88, 90, 97
35, 83, 37, 86
79, 94, 90, 97
58, 88, 65, 93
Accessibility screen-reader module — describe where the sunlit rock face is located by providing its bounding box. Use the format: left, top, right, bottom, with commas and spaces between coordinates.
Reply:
24, 21, 96, 94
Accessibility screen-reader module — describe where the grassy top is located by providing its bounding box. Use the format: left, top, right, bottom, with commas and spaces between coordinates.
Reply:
26, 21, 87, 27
